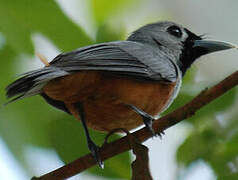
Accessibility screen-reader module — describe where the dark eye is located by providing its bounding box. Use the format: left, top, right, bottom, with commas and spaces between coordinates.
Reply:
167, 25, 183, 38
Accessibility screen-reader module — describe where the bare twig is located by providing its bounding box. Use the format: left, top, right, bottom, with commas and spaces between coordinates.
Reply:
32, 70, 238, 180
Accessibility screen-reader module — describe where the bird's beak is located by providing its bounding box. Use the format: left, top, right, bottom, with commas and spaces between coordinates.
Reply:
193, 40, 237, 54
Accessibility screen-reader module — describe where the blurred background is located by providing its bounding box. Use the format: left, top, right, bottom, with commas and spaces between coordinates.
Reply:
0, 0, 238, 179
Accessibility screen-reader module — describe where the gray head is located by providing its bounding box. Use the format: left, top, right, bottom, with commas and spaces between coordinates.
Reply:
128, 21, 235, 75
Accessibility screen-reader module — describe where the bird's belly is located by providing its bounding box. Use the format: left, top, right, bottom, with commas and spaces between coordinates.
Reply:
44, 72, 177, 132
77, 74, 177, 132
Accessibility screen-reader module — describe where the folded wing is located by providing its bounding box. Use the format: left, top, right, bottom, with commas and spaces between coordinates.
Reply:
6, 41, 178, 103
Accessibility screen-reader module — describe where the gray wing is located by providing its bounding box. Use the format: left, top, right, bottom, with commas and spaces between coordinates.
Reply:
5, 41, 178, 104
50, 41, 178, 82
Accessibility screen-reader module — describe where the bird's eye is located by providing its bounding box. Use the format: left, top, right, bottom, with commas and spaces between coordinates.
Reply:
167, 25, 183, 38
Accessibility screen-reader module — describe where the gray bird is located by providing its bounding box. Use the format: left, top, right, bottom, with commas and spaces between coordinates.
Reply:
5, 21, 236, 167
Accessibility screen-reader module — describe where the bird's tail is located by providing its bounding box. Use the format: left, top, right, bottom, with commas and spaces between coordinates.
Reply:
5, 66, 69, 104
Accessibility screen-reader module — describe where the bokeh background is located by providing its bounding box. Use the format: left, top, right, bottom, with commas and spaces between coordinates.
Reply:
0, 0, 238, 179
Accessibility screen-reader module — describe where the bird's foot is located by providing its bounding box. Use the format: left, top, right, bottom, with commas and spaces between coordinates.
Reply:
127, 104, 156, 136
87, 139, 104, 168
157, 130, 165, 139
143, 115, 166, 138
142, 113, 156, 136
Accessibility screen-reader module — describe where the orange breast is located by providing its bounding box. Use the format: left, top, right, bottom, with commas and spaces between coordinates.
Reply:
43, 71, 177, 132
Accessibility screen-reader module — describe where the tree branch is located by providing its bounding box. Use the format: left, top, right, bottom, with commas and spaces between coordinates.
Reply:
32, 70, 238, 180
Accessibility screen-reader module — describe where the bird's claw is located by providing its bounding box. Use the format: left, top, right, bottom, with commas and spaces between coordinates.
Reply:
127, 104, 157, 136
157, 130, 165, 139
88, 140, 104, 168
142, 114, 156, 136
142, 114, 165, 138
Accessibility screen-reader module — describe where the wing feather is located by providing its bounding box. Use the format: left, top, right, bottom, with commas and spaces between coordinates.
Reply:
50, 41, 178, 81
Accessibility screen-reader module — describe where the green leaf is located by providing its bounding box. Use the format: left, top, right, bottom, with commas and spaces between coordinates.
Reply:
196, 88, 236, 118
177, 113, 238, 178
209, 132, 238, 177
96, 24, 126, 43
91, 0, 138, 24
218, 174, 238, 180
0, 44, 31, 172
0, 0, 93, 54
176, 126, 218, 166
0, 44, 54, 175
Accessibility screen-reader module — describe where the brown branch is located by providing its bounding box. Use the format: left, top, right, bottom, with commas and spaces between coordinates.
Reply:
32, 70, 238, 180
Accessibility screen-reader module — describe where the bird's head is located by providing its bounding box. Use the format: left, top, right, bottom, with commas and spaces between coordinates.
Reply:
128, 21, 236, 75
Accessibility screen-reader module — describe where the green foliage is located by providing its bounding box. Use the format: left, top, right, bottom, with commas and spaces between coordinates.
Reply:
0, 0, 92, 55
91, 0, 137, 24
96, 24, 126, 43
174, 68, 238, 179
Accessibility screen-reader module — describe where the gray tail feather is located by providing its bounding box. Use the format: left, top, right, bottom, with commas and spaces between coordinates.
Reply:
5, 66, 69, 104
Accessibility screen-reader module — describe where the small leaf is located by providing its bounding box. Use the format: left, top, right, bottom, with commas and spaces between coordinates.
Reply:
196, 88, 236, 118
217, 174, 238, 180
96, 24, 125, 43
91, 0, 138, 24
176, 127, 218, 166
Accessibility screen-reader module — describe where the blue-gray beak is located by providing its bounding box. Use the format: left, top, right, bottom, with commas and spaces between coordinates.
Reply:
193, 40, 237, 54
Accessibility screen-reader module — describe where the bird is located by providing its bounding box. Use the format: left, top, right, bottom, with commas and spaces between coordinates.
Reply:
5, 21, 236, 167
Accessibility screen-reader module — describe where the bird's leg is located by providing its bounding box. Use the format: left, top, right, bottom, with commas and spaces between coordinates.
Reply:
127, 104, 156, 136
74, 103, 104, 168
